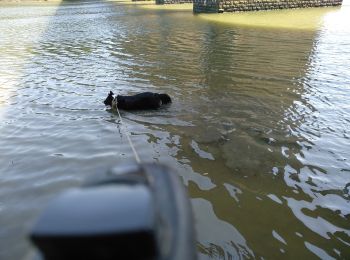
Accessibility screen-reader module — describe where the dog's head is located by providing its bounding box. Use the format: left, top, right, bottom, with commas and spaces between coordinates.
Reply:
103, 91, 114, 106
159, 93, 172, 104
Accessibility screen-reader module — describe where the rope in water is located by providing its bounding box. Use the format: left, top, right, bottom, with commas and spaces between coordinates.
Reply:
115, 103, 141, 164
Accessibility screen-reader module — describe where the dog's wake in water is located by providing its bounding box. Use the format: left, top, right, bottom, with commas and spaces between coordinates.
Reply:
103, 91, 172, 110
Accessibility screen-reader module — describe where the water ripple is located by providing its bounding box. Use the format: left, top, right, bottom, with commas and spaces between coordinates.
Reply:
0, 2, 350, 259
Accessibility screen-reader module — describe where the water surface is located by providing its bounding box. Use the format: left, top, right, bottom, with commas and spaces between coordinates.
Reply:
0, 1, 349, 259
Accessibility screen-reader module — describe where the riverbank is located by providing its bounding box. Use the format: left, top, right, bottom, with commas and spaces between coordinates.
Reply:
0, 0, 60, 2
0, 0, 61, 6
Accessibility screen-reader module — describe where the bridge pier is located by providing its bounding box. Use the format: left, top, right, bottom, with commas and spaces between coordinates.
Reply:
193, 0, 343, 13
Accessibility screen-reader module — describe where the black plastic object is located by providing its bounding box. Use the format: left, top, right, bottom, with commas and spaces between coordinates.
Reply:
30, 163, 196, 260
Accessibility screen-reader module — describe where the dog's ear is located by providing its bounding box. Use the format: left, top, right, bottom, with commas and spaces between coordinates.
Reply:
109, 91, 114, 96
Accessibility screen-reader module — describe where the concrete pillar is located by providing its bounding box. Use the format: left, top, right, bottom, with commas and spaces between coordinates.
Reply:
193, 0, 219, 13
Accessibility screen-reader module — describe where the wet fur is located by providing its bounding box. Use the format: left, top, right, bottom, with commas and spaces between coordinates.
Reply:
103, 91, 171, 110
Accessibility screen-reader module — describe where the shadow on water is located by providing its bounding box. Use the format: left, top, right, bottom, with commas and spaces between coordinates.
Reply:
0, 1, 349, 259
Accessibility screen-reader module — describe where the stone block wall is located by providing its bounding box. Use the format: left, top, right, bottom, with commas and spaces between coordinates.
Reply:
193, 0, 342, 13
193, 0, 219, 12
156, 0, 193, 4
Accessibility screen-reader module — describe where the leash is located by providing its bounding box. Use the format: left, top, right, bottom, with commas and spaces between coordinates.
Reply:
115, 102, 141, 163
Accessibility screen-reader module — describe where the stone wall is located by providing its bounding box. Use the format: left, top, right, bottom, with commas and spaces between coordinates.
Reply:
156, 0, 193, 4
193, 0, 219, 12
193, 0, 342, 13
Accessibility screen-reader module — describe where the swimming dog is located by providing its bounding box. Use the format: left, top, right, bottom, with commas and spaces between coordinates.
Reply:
103, 91, 172, 110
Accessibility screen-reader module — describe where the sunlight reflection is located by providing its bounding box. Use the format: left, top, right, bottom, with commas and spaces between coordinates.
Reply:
282, 0, 350, 253
0, 2, 62, 116
199, 6, 343, 30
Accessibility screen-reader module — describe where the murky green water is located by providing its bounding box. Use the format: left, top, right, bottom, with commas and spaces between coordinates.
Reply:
0, 1, 349, 259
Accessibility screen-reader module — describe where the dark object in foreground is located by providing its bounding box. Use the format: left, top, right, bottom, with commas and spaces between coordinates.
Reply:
103, 91, 172, 110
30, 163, 195, 260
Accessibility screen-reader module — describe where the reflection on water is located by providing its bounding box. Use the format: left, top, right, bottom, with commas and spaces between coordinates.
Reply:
199, 6, 342, 30
0, 1, 349, 259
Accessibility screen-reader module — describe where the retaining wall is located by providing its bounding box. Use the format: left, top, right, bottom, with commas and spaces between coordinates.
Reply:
193, 0, 342, 13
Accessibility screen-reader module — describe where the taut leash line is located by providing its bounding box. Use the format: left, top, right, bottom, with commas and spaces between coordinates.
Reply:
115, 104, 141, 163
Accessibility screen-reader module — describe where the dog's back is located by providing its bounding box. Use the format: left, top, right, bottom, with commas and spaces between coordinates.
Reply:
117, 92, 161, 110
104, 91, 172, 110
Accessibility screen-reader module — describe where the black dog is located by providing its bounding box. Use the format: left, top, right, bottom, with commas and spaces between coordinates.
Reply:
103, 91, 172, 110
